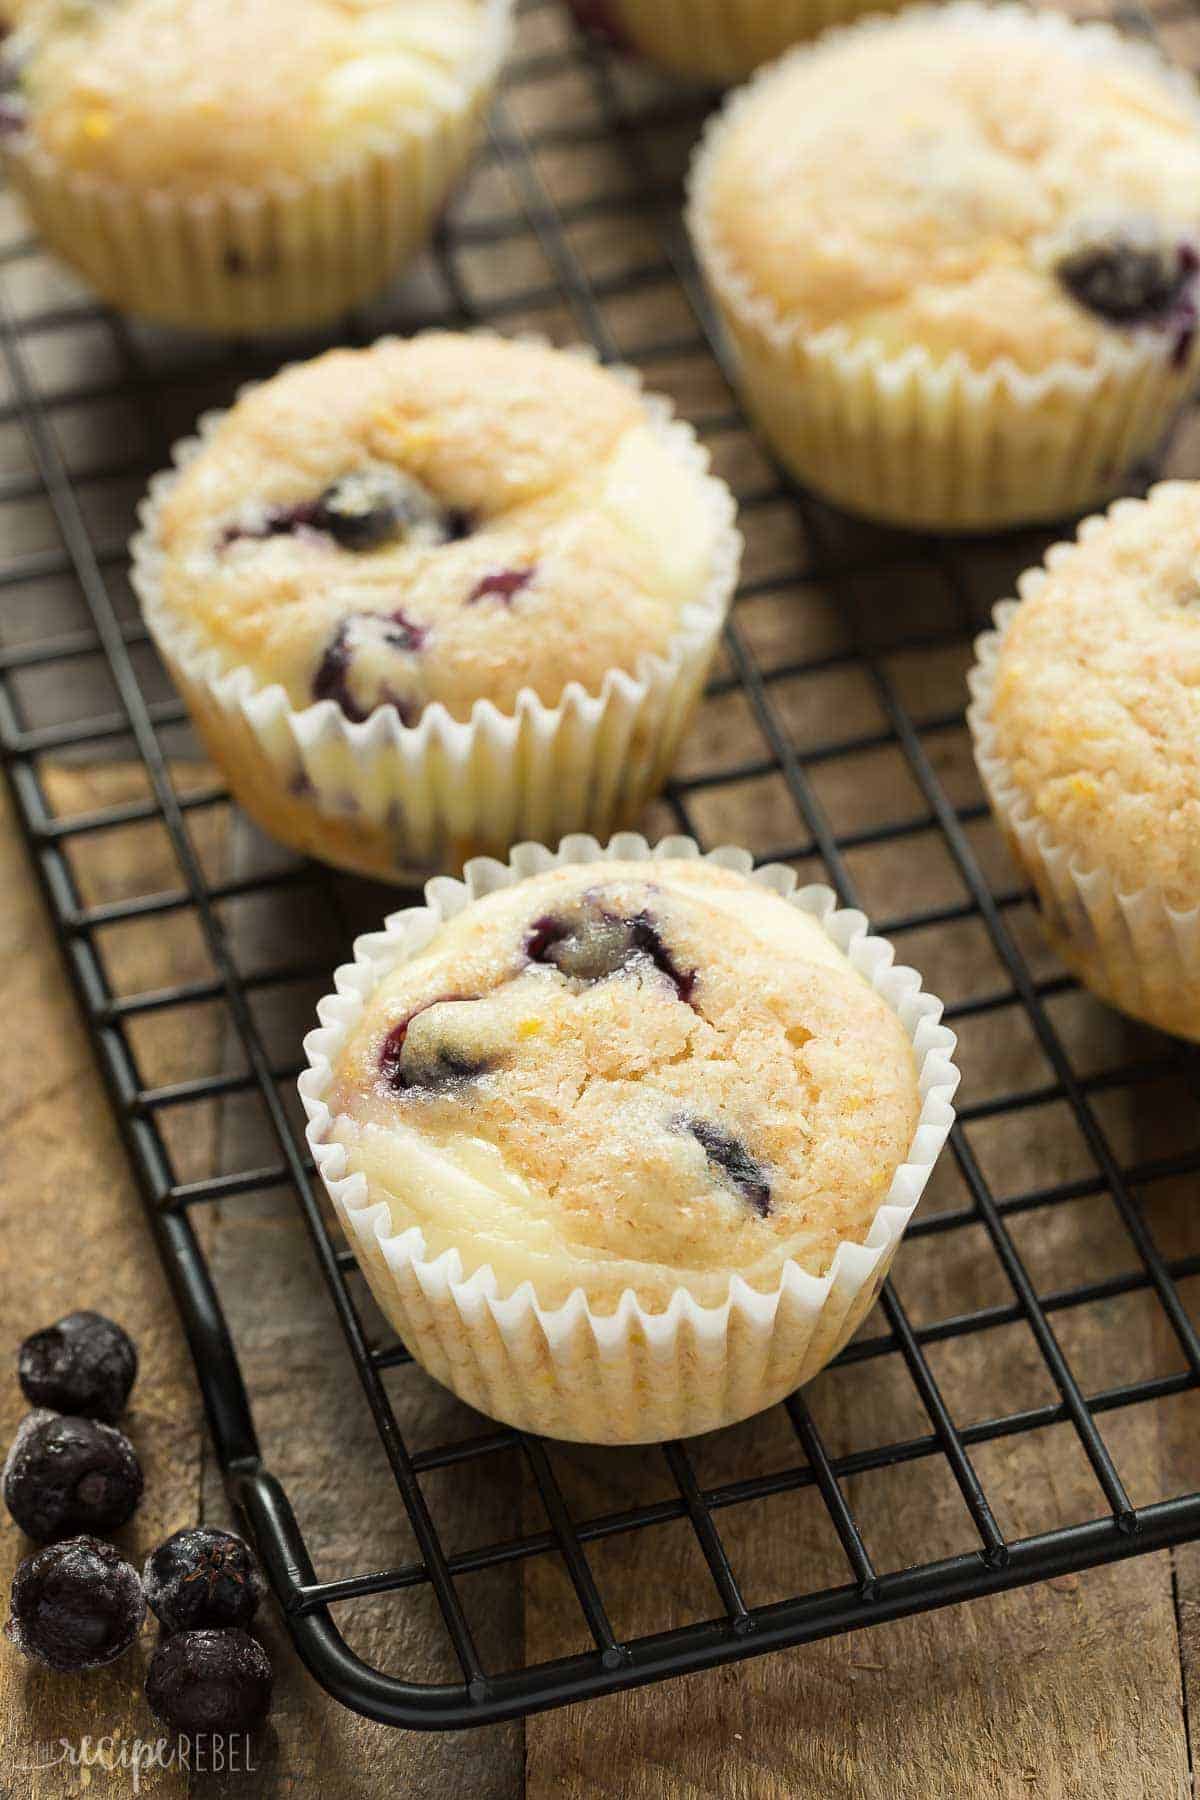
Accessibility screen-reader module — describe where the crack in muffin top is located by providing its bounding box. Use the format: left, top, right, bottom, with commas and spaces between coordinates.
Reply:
988, 481, 1200, 909
696, 9, 1200, 374
2, 0, 492, 187
154, 334, 722, 725
326, 860, 921, 1309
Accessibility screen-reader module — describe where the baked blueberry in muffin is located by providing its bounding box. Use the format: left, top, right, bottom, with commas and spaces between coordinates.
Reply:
1054, 221, 1199, 367
152, 334, 725, 729
688, 5, 1200, 529
525, 894, 697, 1000
303, 844, 960, 1443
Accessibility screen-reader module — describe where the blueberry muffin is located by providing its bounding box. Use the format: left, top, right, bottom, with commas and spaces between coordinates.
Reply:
970, 482, 1200, 1041
133, 334, 739, 880
566, 0, 901, 84
688, 3, 1200, 530
301, 840, 958, 1442
0, 0, 510, 332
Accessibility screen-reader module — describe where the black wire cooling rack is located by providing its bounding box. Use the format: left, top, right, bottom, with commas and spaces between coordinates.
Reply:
3, 0, 1200, 1733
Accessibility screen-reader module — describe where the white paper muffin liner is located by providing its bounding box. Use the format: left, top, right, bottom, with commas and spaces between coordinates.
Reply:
686, 2, 1200, 531
967, 493, 1200, 1042
571, 0, 903, 83
299, 833, 960, 1444
130, 341, 741, 882
1, 0, 511, 334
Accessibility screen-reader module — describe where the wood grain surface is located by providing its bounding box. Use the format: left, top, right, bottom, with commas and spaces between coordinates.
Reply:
1, 767, 218, 1800
4, 2, 1200, 1793
2, 760, 1198, 1799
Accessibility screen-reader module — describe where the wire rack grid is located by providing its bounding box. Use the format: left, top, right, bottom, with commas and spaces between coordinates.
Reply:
2, 0, 1200, 1733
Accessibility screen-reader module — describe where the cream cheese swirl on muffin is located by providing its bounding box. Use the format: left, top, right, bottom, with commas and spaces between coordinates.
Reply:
0, 0, 492, 187
153, 334, 723, 727
324, 859, 921, 1310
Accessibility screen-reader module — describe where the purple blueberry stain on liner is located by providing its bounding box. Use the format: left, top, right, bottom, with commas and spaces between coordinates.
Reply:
467, 566, 535, 607
1169, 245, 1199, 368
221, 246, 280, 279
681, 1118, 772, 1218
565, 0, 633, 52
0, 95, 26, 137
0, 37, 29, 137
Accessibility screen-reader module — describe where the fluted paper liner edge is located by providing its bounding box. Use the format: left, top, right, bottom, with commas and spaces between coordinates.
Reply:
686, 2, 1200, 530
130, 338, 742, 882
299, 832, 960, 1443
967, 489, 1200, 1042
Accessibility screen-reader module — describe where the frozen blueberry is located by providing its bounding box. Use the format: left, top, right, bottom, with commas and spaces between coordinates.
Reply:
1057, 222, 1195, 324
18, 1311, 137, 1424
684, 1118, 772, 1218
467, 566, 535, 606
6, 1536, 145, 1673
311, 609, 427, 724
312, 467, 455, 553
145, 1629, 273, 1734
527, 898, 696, 1002
143, 1527, 266, 1634
379, 996, 493, 1093
3, 1411, 143, 1543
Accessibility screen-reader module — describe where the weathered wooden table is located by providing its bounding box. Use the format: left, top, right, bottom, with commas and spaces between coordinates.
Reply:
4, 1, 1200, 1793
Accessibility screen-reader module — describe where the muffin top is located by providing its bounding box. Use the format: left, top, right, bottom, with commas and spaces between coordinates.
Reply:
692, 6, 1200, 375
2, 0, 497, 188
325, 859, 921, 1309
985, 482, 1200, 908
151, 334, 727, 725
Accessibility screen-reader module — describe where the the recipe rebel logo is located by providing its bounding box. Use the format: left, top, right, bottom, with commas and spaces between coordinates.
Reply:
16, 1730, 258, 1792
